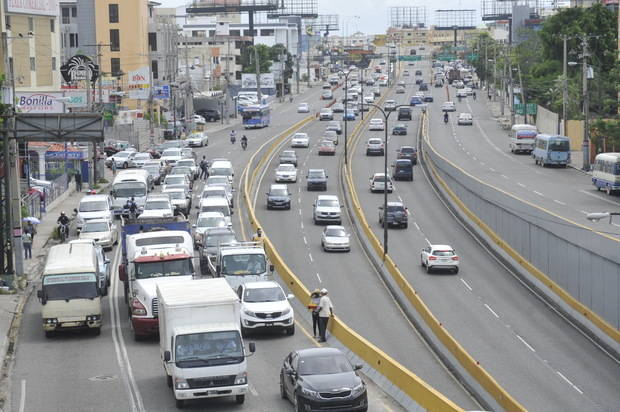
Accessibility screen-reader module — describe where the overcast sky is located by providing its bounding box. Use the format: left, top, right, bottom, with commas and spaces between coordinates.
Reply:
157, 0, 482, 35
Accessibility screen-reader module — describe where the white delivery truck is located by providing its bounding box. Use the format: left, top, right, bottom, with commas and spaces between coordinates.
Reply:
37, 243, 102, 337
158, 278, 255, 409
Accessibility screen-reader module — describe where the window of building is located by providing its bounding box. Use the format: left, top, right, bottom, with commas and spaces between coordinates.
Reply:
109, 4, 119, 23
152, 60, 158, 79
69, 33, 78, 48
71, 7, 77, 18
208, 30, 216, 37
28, 17, 34, 32
111, 58, 121, 76
52, 57, 56, 70
260, 29, 274, 36
110, 29, 120, 51
230, 30, 240, 36
61, 8, 70, 24
243, 29, 252, 36
30, 57, 35, 71
148, 32, 157, 51
50, 19, 55, 32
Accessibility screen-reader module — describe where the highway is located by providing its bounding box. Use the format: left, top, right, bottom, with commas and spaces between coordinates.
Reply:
252, 80, 479, 409
347, 55, 620, 411
428, 88, 620, 239
9, 85, 403, 412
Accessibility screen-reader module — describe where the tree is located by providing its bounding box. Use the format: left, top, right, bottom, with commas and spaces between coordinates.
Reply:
270, 43, 294, 82
239, 44, 273, 74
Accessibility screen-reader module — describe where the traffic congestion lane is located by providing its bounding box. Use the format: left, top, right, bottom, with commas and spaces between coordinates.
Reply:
349, 65, 620, 411
427, 85, 620, 238
8, 84, 328, 412
253, 93, 480, 408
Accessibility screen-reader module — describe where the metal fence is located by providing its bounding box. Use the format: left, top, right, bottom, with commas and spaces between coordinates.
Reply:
43, 174, 69, 211
423, 139, 620, 332
22, 191, 42, 219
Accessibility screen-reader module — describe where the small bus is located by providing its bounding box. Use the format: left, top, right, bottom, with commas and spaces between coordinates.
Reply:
240, 104, 270, 129
510, 124, 538, 154
532, 134, 570, 167
592, 153, 620, 195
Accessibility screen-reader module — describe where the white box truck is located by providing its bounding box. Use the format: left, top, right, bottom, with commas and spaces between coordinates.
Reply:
158, 278, 255, 409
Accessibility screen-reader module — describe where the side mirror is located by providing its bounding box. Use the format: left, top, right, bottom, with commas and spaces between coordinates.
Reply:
192, 224, 196, 228
163, 350, 171, 362
287, 293, 295, 300
354, 364, 363, 371
118, 263, 127, 282
269, 264, 275, 273
73, 208, 78, 214
195, 205, 199, 209
37, 290, 43, 299
249, 342, 256, 353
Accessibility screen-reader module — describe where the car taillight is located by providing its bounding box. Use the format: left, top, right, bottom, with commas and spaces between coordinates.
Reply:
451, 256, 459, 261
428, 256, 438, 261
131, 298, 147, 316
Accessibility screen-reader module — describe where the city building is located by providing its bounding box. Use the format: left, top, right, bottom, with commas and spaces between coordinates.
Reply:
149, 7, 179, 85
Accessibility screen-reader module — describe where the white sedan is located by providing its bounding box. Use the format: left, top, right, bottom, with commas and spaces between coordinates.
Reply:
192, 114, 206, 124
321, 225, 351, 252
291, 132, 310, 148
297, 103, 310, 113
186, 132, 209, 147
457, 113, 473, 126
275, 164, 298, 183
78, 219, 118, 251
420, 244, 460, 274
369, 118, 385, 131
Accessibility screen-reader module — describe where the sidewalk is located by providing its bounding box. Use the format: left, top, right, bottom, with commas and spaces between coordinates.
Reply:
0, 166, 114, 406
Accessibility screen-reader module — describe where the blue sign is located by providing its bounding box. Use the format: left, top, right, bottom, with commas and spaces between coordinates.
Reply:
46, 151, 84, 160
153, 85, 170, 100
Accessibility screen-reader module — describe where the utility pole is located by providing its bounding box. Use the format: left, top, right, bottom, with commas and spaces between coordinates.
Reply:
184, 37, 193, 133
360, 68, 364, 120
516, 63, 527, 124
508, 50, 515, 126
562, 35, 569, 137
484, 39, 489, 99
254, 45, 262, 104
148, 44, 155, 146
580, 35, 591, 170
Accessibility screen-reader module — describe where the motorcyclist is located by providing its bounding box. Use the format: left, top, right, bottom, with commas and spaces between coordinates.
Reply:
241, 135, 248, 150
443, 112, 449, 123
230, 130, 237, 144
473, 90, 477, 100
57, 212, 70, 240
126, 197, 138, 219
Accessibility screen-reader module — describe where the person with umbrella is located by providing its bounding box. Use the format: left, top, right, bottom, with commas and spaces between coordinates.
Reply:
23, 217, 39, 242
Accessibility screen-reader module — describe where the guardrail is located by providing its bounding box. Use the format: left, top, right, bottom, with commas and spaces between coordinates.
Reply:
341, 104, 526, 411
241, 105, 465, 411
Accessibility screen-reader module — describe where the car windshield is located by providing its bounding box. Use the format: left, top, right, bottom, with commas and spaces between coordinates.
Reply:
207, 177, 230, 185
79, 201, 107, 212
172, 167, 191, 175
175, 331, 243, 365
166, 192, 185, 200
278, 165, 295, 172
325, 228, 346, 237
281, 151, 295, 158
270, 188, 288, 196
433, 250, 455, 256
374, 175, 390, 182
197, 216, 226, 228
317, 199, 339, 207
244, 286, 285, 303
369, 139, 382, 144
387, 205, 405, 212
401, 147, 414, 153
201, 205, 230, 216
320, 142, 334, 148
165, 176, 185, 185
221, 254, 266, 276
135, 258, 193, 279
42, 273, 98, 300
177, 160, 194, 167
145, 201, 170, 210
210, 168, 232, 176
202, 189, 226, 198
308, 171, 325, 178
116, 152, 130, 158
293, 133, 307, 139
135, 153, 150, 159
162, 149, 181, 157
298, 354, 353, 375
113, 183, 146, 198
81, 222, 109, 233
549, 140, 569, 151
144, 166, 160, 173
205, 232, 236, 247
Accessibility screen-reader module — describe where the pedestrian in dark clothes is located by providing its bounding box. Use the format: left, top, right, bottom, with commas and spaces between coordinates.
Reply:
307, 289, 322, 337
75, 171, 82, 192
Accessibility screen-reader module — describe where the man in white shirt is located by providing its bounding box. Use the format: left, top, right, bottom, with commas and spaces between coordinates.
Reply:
317, 288, 334, 342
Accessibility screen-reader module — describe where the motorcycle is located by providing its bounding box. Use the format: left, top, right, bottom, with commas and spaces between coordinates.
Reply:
58, 223, 69, 243
443, 114, 449, 124
241, 140, 247, 150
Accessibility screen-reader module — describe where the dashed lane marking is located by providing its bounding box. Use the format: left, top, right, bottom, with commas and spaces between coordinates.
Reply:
484, 304, 500, 318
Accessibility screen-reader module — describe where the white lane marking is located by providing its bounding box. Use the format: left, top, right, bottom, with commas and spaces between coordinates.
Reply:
309, 253, 314, 262
484, 304, 500, 318
303, 236, 308, 244
579, 210, 589, 215
110, 245, 145, 411
18, 379, 26, 412
249, 384, 259, 396
300, 222, 304, 229
460, 278, 473, 291
517, 182, 526, 188
397, 195, 403, 202
553, 199, 566, 205
424, 237, 431, 245
556, 371, 584, 394
298, 187, 301, 193
489, 168, 496, 172
413, 222, 420, 230
533, 190, 544, 197
516, 335, 536, 352
579, 189, 620, 207
501, 174, 509, 179
472, 156, 477, 161
299, 209, 302, 216
298, 196, 301, 203
480, 161, 485, 166
316, 273, 322, 283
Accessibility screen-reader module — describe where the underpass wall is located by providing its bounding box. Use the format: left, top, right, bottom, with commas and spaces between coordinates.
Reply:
422, 129, 620, 352
535, 104, 559, 135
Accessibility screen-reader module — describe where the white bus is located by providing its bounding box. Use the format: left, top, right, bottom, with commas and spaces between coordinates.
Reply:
509, 124, 538, 154
592, 153, 620, 195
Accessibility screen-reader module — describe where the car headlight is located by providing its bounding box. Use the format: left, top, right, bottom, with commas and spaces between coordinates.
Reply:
44, 318, 58, 324
243, 308, 256, 317
351, 382, 365, 396
234, 372, 247, 385
300, 387, 320, 398
175, 378, 189, 389
281, 307, 291, 316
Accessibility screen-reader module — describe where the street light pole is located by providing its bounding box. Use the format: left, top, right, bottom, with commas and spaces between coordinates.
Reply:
580, 36, 591, 171
338, 69, 351, 164
562, 35, 569, 137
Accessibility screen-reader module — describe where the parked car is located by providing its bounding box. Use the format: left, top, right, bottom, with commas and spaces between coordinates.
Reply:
321, 225, 350, 252
266, 184, 292, 210
185, 131, 209, 147
379, 201, 409, 228
306, 169, 327, 191
196, 108, 220, 122
421, 244, 460, 273
106, 151, 136, 169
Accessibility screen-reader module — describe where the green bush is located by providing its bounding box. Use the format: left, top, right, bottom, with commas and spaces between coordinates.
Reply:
98, 178, 109, 184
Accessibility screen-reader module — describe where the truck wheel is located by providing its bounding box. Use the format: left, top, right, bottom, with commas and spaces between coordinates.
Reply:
426, 264, 432, 274
45, 330, 54, 338
175, 399, 185, 409
235, 395, 245, 405
167, 375, 172, 388
92, 327, 101, 336
286, 325, 295, 336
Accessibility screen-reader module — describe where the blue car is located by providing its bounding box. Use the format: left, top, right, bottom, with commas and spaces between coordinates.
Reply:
343, 110, 356, 121
410, 96, 422, 106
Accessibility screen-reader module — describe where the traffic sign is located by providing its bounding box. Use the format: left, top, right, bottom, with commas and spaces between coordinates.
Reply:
398, 55, 421, 62
515, 103, 537, 115
437, 54, 456, 61
466, 53, 479, 61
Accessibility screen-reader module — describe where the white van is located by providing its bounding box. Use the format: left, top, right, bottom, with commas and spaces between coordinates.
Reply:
510, 124, 538, 154
209, 160, 234, 184
111, 170, 152, 216
74, 194, 113, 232
37, 243, 102, 337
199, 197, 232, 226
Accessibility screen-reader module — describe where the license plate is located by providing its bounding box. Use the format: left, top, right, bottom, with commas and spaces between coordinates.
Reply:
264, 322, 274, 327
441, 259, 450, 263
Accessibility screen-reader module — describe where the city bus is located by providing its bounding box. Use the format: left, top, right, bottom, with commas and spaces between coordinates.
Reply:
532, 134, 570, 167
240, 104, 270, 129
592, 153, 620, 195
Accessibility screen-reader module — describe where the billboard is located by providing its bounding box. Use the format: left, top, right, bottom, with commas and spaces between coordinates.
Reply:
241, 73, 276, 89
16, 92, 65, 113
153, 85, 170, 100
128, 67, 150, 100
6, 0, 59, 16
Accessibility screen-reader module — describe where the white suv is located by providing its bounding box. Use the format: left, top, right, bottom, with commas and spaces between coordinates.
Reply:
238, 281, 295, 336
313, 195, 342, 225
421, 244, 460, 274
368, 118, 385, 131
138, 194, 175, 219
319, 108, 334, 120
75, 194, 113, 232
369, 173, 393, 193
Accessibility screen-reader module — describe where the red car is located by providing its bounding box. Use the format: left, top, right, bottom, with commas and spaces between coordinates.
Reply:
317, 140, 336, 156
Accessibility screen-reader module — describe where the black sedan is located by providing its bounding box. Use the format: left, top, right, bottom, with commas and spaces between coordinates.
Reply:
392, 123, 408, 135
280, 348, 368, 412
423, 95, 434, 102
